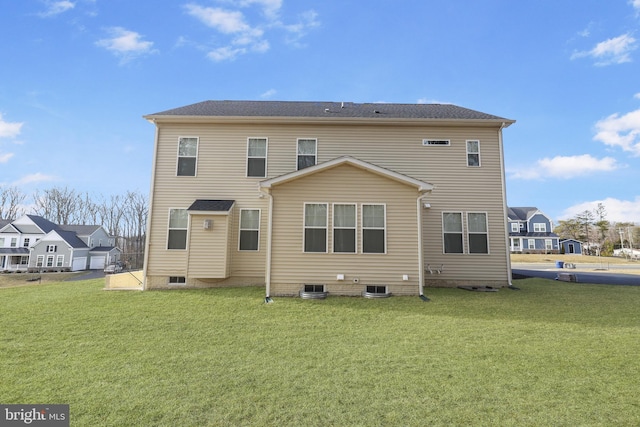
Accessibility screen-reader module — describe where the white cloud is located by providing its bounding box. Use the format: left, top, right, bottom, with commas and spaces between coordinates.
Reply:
13, 173, 57, 186
0, 152, 14, 163
184, 2, 318, 61
39, 1, 75, 17
509, 154, 619, 180
571, 33, 637, 66
260, 88, 277, 98
96, 27, 156, 63
594, 108, 640, 155
559, 196, 640, 223
0, 114, 24, 139
634, 93, 640, 99
632, 0, 640, 12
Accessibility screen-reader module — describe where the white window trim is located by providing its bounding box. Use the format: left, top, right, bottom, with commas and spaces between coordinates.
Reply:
176, 136, 199, 177
422, 139, 450, 146
332, 203, 357, 254
361, 203, 387, 254
303, 202, 328, 253
510, 223, 519, 233
238, 208, 261, 251
533, 223, 546, 232
467, 212, 490, 255
167, 208, 189, 251
56, 255, 64, 267
23, 238, 30, 248
545, 239, 553, 250
296, 138, 318, 170
36, 255, 44, 267
442, 211, 464, 254
527, 239, 535, 250
466, 139, 481, 167
168, 276, 186, 286
246, 137, 268, 178
46, 255, 54, 267
47, 245, 57, 253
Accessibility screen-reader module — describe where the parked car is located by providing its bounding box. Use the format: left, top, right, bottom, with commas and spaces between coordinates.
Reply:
104, 262, 124, 274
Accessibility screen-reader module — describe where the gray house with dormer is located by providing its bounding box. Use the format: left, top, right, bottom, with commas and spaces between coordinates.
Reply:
0, 214, 120, 272
508, 207, 560, 253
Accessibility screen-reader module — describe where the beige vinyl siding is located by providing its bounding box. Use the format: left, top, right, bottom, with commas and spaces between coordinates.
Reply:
187, 213, 232, 279
146, 120, 509, 290
269, 163, 421, 296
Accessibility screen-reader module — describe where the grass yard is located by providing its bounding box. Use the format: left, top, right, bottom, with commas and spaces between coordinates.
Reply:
1, 279, 640, 426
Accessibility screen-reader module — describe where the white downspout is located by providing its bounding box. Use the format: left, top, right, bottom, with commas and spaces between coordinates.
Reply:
263, 190, 274, 302
498, 122, 514, 287
141, 122, 160, 291
416, 191, 431, 299
417, 195, 424, 297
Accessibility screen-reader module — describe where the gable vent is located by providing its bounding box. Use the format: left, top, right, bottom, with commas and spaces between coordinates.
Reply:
423, 139, 450, 146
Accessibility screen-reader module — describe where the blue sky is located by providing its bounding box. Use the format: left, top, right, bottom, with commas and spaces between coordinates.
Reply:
1, 0, 640, 224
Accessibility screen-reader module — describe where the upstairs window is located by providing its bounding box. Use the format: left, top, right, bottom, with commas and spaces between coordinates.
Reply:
167, 209, 188, 250
304, 203, 327, 253
362, 204, 386, 254
239, 209, 260, 251
510, 223, 519, 233
23, 238, 30, 247
443, 212, 463, 253
533, 223, 546, 232
466, 140, 480, 167
467, 213, 488, 254
297, 139, 317, 170
247, 138, 267, 177
10, 238, 17, 247
46, 245, 57, 253
333, 204, 356, 253
177, 137, 198, 176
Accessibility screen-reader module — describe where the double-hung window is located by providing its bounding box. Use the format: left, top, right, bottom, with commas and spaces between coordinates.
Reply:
177, 137, 198, 176
239, 209, 260, 251
36, 255, 44, 267
56, 255, 64, 267
23, 238, 30, 247
510, 223, 519, 233
304, 203, 327, 252
46, 255, 54, 267
297, 139, 317, 170
362, 204, 385, 253
533, 223, 546, 232
47, 245, 57, 253
333, 204, 356, 253
443, 212, 464, 253
247, 138, 267, 177
167, 209, 188, 249
466, 140, 480, 167
467, 213, 489, 254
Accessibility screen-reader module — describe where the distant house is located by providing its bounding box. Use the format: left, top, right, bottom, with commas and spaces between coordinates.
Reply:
559, 239, 583, 255
0, 214, 120, 272
142, 100, 515, 297
508, 207, 560, 253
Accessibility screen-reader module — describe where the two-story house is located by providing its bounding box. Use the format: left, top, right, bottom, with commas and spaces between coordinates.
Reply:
142, 100, 515, 297
508, 207, 560, 253
0, 214, 120, 272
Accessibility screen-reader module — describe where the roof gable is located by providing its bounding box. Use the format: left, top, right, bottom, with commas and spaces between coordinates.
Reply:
37, 230, 88, 249
260, 156, 434, 192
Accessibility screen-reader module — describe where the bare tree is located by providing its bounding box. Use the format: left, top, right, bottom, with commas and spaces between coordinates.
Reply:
0, 186, 26, 220
32, 186, 82, 224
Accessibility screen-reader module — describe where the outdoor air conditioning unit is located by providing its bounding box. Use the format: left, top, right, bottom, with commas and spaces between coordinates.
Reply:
203, 219, 212, 230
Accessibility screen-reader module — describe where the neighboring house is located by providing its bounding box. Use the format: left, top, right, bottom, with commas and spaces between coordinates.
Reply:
559, 239, 583, 255
143, 100, 515, 297
0, 214, 120, 272
508, 207, 559, 253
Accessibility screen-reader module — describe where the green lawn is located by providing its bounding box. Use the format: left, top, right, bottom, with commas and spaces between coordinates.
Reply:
1, 280, 639, 426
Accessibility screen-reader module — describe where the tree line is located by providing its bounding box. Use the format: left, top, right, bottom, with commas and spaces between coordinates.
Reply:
1, 185, 147, 269
554, 202, 639, 256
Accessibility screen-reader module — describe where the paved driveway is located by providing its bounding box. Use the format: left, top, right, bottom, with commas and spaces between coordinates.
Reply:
66, 270, 106, 281
513, 263, 640, 286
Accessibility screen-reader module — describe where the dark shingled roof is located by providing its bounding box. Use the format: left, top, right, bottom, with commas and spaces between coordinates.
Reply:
147, 100, 512, 122
188, 200, 235, 212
